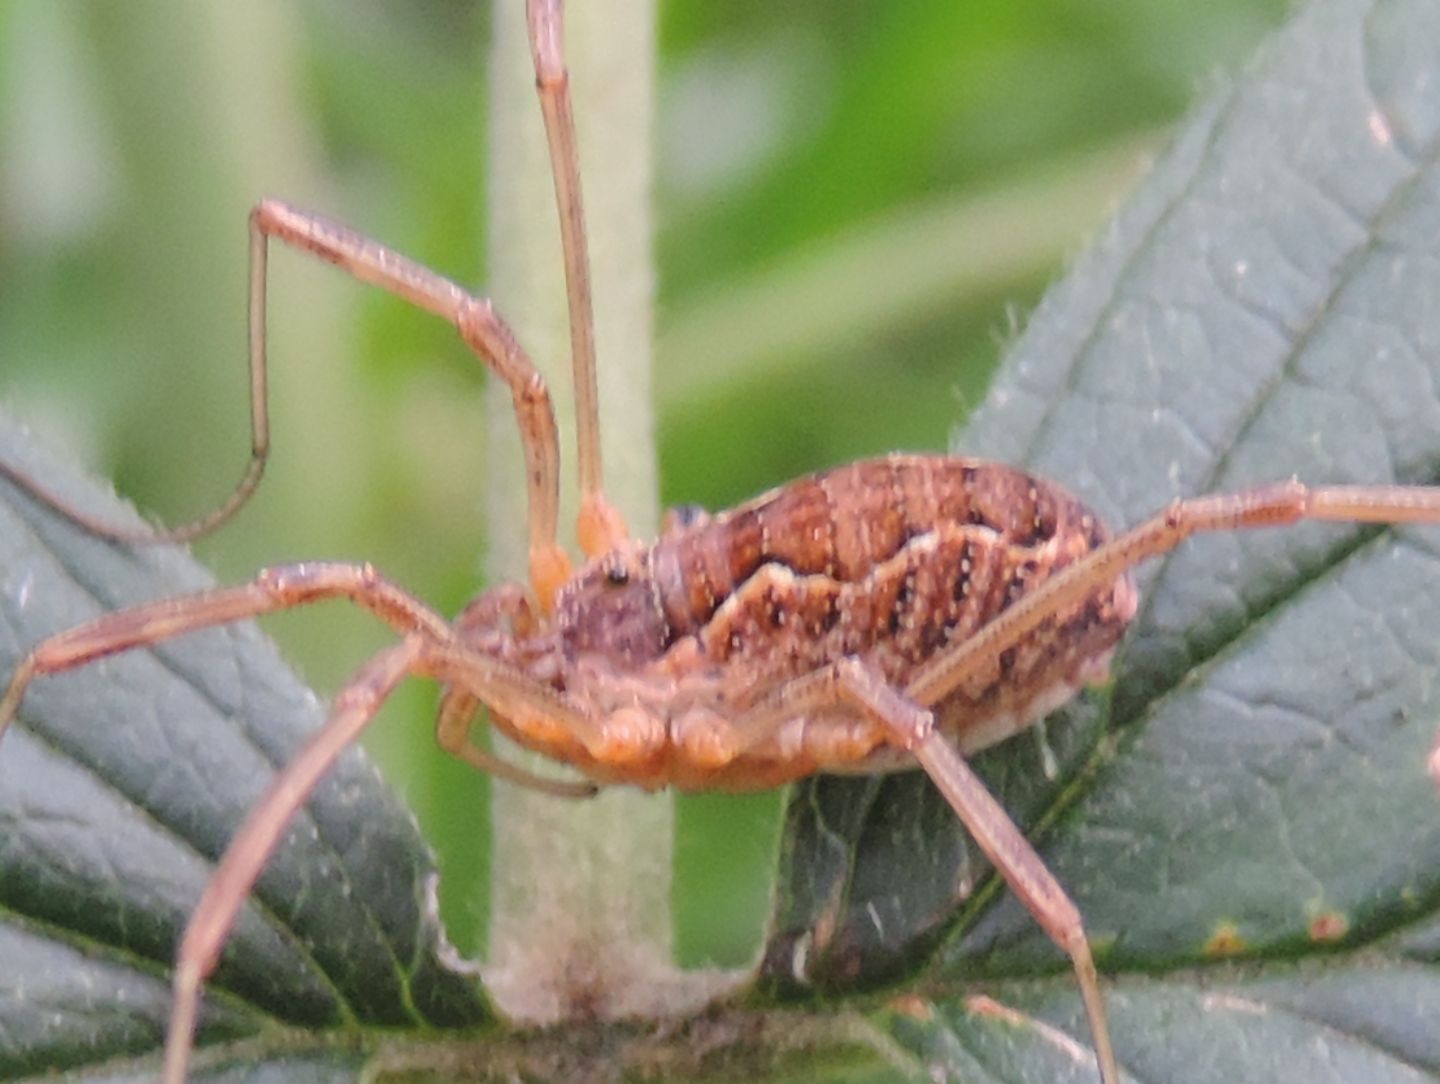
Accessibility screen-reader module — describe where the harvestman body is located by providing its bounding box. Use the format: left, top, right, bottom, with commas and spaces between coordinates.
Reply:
4, 3, 1440, 1082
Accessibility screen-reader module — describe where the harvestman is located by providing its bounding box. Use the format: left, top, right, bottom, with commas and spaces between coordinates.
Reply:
4, 3, 1440, 1082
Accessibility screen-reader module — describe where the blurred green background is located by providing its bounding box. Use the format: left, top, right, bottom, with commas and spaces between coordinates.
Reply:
0, 0, 1286, 968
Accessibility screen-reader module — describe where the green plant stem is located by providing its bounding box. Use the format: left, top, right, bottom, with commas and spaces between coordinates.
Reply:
482, 0, 676, 1020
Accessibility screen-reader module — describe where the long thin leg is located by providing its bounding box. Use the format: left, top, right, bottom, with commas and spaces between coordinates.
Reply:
911, 731, 1118, 1084
0, 561, 450, 743
0, 200, 575, 607
907, 481, 1440, 709
256, 202, 576, 605
7, 1, 631, 589
0, 558, 620, 783
526, 0, 628, 557
727, 657, 1119, 1084
163, 638, 422, 1084
0, 202, 275, 545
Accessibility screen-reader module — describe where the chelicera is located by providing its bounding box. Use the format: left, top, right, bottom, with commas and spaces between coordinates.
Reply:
3, 4, 1440, 1083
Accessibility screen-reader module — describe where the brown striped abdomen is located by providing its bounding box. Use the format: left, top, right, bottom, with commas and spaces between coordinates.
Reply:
648, 454, 1135, 745
652, 455, 1095, 633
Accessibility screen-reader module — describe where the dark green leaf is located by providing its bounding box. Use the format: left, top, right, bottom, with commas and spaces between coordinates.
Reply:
0, 426, 487, 1077
874, 953, 1440, 1082
770, 0, 1440, 1077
